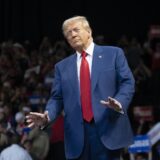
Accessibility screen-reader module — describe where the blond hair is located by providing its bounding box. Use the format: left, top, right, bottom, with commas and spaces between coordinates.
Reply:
62, 16, 92, 37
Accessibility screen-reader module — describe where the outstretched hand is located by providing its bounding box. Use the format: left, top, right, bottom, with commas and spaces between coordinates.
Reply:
26, 112, 49, 128
100, 97, 123, 112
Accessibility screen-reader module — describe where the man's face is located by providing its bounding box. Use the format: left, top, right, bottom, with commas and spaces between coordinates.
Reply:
64, 21, 91, 52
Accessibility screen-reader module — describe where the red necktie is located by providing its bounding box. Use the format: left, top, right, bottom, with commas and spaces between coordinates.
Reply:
80, 51, 93, 122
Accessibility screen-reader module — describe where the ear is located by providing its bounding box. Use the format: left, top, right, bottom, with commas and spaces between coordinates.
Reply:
87, 29, 92, 38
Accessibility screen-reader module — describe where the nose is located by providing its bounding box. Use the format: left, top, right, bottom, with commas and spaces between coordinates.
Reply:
70, 30, 77, 37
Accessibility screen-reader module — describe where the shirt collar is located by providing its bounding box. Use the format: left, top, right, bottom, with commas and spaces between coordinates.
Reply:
77, 42, 94, 59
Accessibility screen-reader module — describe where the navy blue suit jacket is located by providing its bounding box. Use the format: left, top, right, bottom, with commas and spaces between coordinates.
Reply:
45, 44, 135, 159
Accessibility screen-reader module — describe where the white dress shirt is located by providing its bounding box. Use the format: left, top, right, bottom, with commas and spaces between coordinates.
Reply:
76, 42, 94, 80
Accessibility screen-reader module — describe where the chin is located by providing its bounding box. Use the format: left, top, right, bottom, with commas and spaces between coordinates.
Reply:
72, 43, 82, 49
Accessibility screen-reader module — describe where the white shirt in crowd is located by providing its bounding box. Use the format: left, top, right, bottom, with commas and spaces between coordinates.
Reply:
0, 144, 32, 160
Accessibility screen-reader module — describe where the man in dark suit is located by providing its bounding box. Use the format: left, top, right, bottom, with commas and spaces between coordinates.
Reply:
26, 16, 135, 160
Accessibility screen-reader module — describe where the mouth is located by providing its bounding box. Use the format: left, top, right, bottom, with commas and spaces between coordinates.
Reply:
71, 39, 81, 45
73, 38, 80, 42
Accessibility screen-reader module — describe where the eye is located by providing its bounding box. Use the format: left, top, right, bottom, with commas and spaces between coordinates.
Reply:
65, 28, 81, 38
73, 28, 80, 33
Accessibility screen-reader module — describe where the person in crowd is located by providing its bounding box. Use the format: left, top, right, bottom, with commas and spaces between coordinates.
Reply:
26, 15, 135, 160
48, 112, 65, 160
0, 132, 33, 160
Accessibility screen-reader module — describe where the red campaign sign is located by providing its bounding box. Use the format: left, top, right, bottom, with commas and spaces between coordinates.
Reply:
133, 106, 154, 122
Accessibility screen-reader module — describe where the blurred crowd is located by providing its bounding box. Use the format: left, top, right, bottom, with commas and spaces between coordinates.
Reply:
0, 32, 160, 160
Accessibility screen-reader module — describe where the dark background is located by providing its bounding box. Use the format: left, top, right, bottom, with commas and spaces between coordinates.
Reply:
0, 0, 160, 46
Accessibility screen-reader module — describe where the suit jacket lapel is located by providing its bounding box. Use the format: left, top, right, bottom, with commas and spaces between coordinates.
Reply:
68, 54, 81, 104
91, 45, 103, 92
68, 47, 103, 104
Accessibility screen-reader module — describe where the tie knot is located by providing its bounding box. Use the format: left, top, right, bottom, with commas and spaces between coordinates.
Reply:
81, 51, 87, 58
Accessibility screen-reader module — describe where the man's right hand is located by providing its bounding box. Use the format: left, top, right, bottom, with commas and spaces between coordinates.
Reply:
26, 111, 49, 128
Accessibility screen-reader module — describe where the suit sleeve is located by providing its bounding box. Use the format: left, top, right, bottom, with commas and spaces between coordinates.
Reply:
114, 47, 135, 113
45, 64, 63, 121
